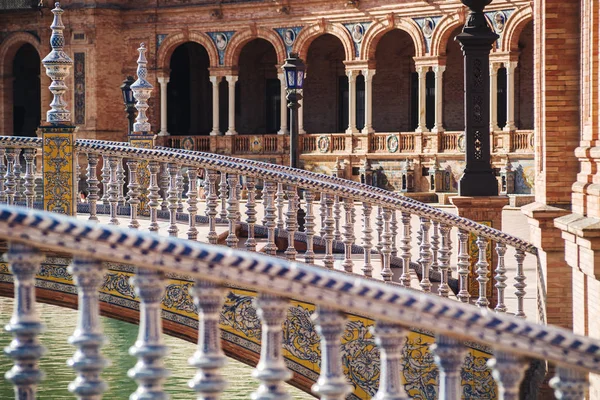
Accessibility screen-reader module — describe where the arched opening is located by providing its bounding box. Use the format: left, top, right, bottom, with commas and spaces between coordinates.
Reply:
516, 20, 533, 130
304, 34, 346, 133
443, 27, 464, 131
12, 43, 40, 137
168, 42, 212, 136
372, 29, 415, 132
237, 38, 279, 134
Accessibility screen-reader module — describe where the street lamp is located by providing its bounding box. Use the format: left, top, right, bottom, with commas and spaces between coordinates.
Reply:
120, 75, 136, 136
282, 52, 306, 169
282, 53, 306, 231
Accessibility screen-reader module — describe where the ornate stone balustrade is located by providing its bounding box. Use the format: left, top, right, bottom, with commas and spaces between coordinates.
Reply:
0, 204, 596, 399
162, 134, 287, 159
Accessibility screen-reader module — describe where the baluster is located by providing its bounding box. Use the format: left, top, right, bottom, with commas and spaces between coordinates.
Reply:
5, 243, 46, 399
14, 148, 22, 203
107, 156, 119, 225
219, 172, 228, 220
116, 157, 126, 206
342, 197, 355, 273
284, 186, 298, 260
437, 223, 451, 297
87, 154, 100, 221
206, 169, 219, 245
160, 163, 170, 211
127, 159, 141, 230
23, 148, 36, 209
431, 221, 440, 271
245, 177, 257, 251
371, 322, 408, 399
432, 335, 467, 400
0, 147, 7, 203
100, 156, 110, 206
419, 218, 432, 292
264, 181, 278, 255
361, 202, 373, 277
375, 206, 384, 253
276, 182, 285, 230
75, 152, 81, 198
304, 190, 316, 264
323, 194, 335, 269
487, 351, 528, 400
176, 167, 184, 213
167, 163, 179, 237
494, 243, 508, 313
261, 180, 268, 227
311, 307, 352, 400
129, 268, 169, 399
319, 194, 327, 237
226, 174, 239, 248
549, 367, 589, 400
475, 235, 490, 308
5, 148, 17, 206
514, 249, 526, 318
399, 212, 412, 287
147, 161, 161, 232
188, 280, 228, 399
235, 175, 242, 224
186, 168, 199, 241
252, 294, 292, 400
381, 208, 393, 281
456, 229, 471, 303
390, 211, 398, 257
67, 257, 109, 399
333, 195, 342, 241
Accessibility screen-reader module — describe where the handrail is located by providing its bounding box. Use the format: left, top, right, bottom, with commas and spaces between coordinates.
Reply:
0, 204, 596, 373
0, 136, 537, 254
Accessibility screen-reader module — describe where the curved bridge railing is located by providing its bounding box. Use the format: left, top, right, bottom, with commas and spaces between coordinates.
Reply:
0, 205, 593, 399
0, 136, 539, 320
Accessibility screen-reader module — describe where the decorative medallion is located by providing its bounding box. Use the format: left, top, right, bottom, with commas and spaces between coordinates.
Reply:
182, 137, 194, 151
275, 27, 303, 53
250, 135, 263, 153
156, 33, 168, 49
412, 16, 442, 53
208, 31, 235, 65
492, 11, 506, 33
458, 133, 466, 152
422, 17, 435, 38
317, 135, 330, 153
387, 134, 399, 153
343, 22, 371, 57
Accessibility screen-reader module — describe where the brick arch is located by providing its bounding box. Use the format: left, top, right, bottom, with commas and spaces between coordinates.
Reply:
223, 28, 286, 67
0, 31, 42, 76
429, 13, 464, 57
292, 22, 354, 62
156, 31, 219, 70
500, 5, 533, 53
361, 17, 426, 61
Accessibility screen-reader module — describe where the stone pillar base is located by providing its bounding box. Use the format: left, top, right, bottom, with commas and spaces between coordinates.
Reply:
450, 196, 509, 308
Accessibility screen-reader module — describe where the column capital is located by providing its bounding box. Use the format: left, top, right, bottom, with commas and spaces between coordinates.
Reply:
361, 69, 376, 80
416, 65, 430, 75
225, 75, 239, 83
505, 60, 518, 72
346, 69, 357, 81
489, 62, 501, 74
157, 76, 170, 85
209, 75, 220, 84
433, 65, 446, 74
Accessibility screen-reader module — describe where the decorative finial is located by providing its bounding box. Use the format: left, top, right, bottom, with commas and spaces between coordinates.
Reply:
42, 2, 74, 125
131, 43, 154, 133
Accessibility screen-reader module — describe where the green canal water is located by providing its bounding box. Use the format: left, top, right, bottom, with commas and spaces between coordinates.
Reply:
0, 297, 312, 399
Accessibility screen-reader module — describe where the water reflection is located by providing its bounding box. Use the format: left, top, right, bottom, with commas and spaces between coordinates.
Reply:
0, 297, 312, 399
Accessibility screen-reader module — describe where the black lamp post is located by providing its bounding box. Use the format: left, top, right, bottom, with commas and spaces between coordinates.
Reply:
120, 76, 136, 136
282, 53, 306, 170
456, 0, 499, 196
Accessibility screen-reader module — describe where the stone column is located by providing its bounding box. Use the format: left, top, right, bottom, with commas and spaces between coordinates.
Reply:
415, 65, 429, 133
278, 72, 288, 135
362, 69, 375, 134
157, 76, 169, 136
432, 65, 445, 133
503, 61, 517, 132
225, 75, 238, 136
346, 70, 358, 134
489, 63, 500, 131
298, 95, 305, 134
209, 76, 221, 136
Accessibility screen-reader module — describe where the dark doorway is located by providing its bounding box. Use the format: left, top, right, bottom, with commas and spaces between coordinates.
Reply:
497, 67, 507, 129
410, 72, 418, 131
265, 79, 280, 134
356, 74, 365, 131
426, 70, 435, 130
338, 75, 349, 132
12, 44, 40, 137
168, 42, 212, 135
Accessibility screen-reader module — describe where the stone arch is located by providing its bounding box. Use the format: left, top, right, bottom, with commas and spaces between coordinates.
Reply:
361, 16, 426, 61
429, 13, 464, 57
292, 21, 355, 62
0, 31, 42, 76
500, 5, 533, 53
223, 27, 286, 67
156, 31, 219, 71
